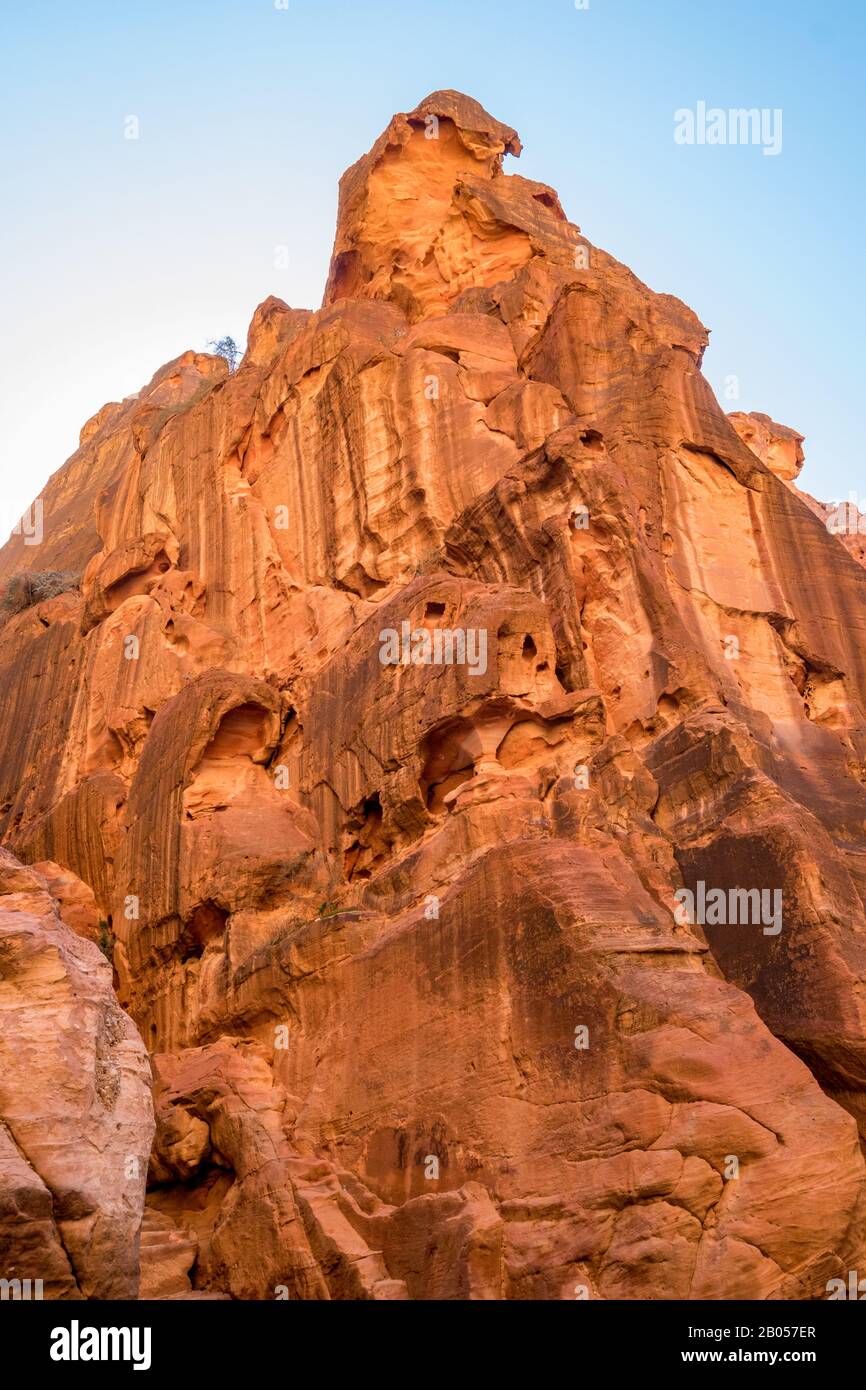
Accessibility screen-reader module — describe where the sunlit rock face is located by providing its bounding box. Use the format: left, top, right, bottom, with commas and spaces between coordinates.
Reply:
0, 850, 153, 1299
729, 409, 866, 574
728, 411, 805, 484
3, 91, 866, 1300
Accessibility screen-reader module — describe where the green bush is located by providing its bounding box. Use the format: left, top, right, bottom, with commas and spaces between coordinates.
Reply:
97, 919, 114, 963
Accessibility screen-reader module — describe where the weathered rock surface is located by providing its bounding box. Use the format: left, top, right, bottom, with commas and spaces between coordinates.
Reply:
0, 850, 153, 1298
729, 408, 866, 574
728, 411, 805, 483
2, 90, 866, 1299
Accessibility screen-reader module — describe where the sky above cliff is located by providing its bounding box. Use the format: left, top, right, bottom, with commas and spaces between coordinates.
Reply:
1, 0, 864, 532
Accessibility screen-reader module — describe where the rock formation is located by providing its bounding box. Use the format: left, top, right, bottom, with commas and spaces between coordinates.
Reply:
727, 411, 805, 484
2, 90, 866, 1300
729, 410, 866, 573
0, 850, 152, 1298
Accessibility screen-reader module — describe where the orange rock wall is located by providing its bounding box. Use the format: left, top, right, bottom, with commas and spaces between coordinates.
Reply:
2, 91, 866, 1300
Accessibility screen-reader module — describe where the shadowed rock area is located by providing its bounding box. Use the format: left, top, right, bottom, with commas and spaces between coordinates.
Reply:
2, 91, 866, 1300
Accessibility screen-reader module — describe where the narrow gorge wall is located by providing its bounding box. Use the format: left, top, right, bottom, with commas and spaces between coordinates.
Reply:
2, 91, 866, 1301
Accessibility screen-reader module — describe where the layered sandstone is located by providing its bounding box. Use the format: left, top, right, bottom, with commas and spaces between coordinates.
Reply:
729, 409, 866, 571
2, 90, 866, 1300
0, 850, 153, 1298
727, 411, 805, 483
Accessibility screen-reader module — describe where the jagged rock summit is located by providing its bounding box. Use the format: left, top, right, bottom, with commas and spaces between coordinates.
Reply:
3, 92, 866, 1301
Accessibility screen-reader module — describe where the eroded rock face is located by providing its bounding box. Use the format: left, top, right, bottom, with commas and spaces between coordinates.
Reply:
730, 409, 866, 575
2, 91, 866, 1299
0, 850, 153, 1298
728, 411, 805, 483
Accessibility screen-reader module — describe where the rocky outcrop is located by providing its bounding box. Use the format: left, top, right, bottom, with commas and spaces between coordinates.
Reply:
730, 409, 866, 572
728, 411, 805, 483
0, 850, 153, 1298
2, 91, 866, 1300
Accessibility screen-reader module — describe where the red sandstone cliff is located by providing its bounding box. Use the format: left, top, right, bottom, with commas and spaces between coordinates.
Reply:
2, 91, 866, 1300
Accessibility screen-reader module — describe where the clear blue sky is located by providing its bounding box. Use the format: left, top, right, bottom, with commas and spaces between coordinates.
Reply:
1, 0, 864, 531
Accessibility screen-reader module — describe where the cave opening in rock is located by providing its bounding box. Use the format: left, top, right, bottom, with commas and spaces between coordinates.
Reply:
178, 901, 229, 962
